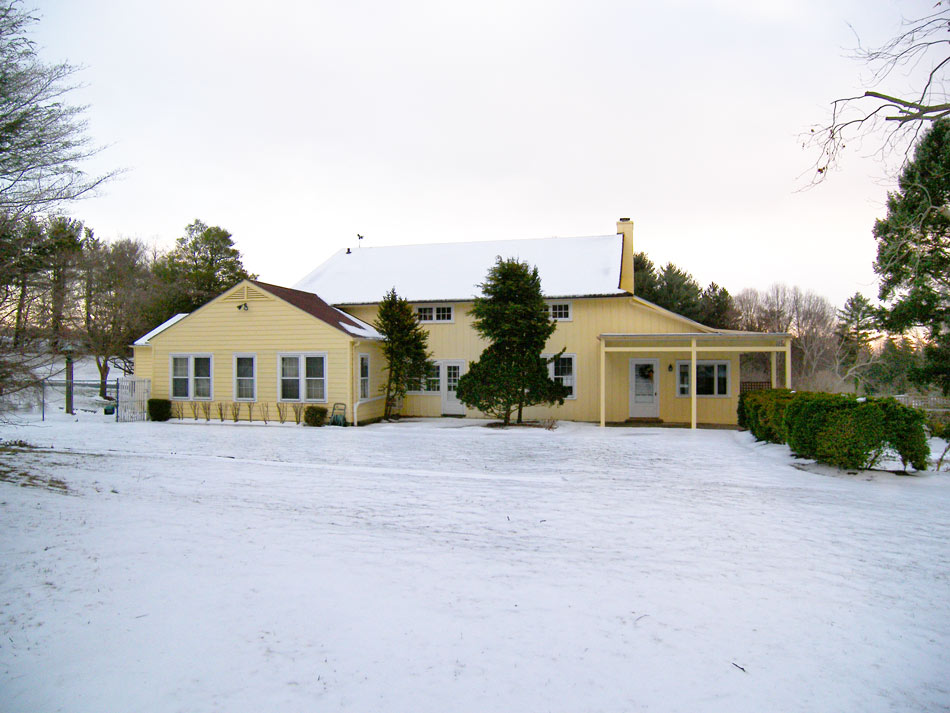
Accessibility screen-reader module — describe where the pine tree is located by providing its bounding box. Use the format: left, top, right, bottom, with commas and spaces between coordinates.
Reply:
456, 258, 568, 425
373, 288, 430, 419
873, 118, 950, 393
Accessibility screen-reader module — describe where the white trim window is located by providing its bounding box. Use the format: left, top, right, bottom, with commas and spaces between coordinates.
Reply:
546, 301, 572, 322
170, 354, 213, 400
545, 353, 577, 399
677, 360, 730, 397
416, 305, 454, 323
278, 353, 328, 402
234, 354, 256, 401
359, 353, 370, 399
408, 362, 441, 394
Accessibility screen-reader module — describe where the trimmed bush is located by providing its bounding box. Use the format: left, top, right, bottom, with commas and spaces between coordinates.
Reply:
147, 398, 172, 422
742, 389, 930, 472
815, 403, 886, 470
784, 392, 852, 459
739, 389, 794, 443
303, 405, 328, 427
876, 398, 929, 471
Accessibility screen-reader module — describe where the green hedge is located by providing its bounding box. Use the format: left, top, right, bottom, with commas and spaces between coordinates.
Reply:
147, 398, 171, 422
304, 405, 328, 427
740, 389, 928, 471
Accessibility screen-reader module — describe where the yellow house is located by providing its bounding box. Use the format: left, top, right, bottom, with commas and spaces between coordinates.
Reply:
132, 281, 388, 425
134, 218, 789, 427
291, 218, 791, 428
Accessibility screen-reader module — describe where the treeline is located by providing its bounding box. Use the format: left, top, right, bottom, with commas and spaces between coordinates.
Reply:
0, 216, 253, 396
634, 252, 925, 395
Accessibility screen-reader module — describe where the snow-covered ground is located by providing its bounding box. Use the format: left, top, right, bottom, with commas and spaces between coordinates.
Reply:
1, 414, 948, 713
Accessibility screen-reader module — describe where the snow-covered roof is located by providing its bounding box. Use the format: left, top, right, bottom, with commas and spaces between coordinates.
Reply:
133, 313, 189, 346
294, 234, 627, 304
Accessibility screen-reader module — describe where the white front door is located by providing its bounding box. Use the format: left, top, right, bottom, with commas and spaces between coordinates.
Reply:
629, 358, 659, 418
441, 360, 466, 416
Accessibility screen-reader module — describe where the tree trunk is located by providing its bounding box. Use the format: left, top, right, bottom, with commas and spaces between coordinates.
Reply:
96, 356, 110, 398
13, 274, 28, 347
383, 368, 395, 419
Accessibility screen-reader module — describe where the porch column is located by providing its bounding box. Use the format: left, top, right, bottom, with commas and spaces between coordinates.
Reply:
690, 338, 697, 429
784, 338, 792, 389
599, 338, 606, 428
770, 351, 777, 389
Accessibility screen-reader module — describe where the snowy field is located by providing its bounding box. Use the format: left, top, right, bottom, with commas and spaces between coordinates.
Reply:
1, 414, 949, 713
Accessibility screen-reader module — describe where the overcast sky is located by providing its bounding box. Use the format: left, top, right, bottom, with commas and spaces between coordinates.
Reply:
32, 0, 927, 306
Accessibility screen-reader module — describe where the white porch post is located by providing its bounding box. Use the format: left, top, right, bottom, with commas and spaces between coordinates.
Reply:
770, 351, 777, 389
784, 338, 792, 389
690, 338, 697, 429
599, 338, 606, 428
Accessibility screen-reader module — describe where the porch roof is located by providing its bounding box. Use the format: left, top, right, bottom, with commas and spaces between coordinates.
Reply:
598, 331, 790, 352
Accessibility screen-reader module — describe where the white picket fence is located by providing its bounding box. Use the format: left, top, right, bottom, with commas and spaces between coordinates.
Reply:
118, 377, 151, 422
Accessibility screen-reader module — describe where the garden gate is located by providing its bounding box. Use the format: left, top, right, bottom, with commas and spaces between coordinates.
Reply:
117, 377, 150, 422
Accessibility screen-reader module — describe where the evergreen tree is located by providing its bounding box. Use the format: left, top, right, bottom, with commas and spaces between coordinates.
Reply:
633, 251, 659, 302
699, 282, 738, 329
873, 119, 950, 393
456, 258, 568, 425
148, 219, 254, 325
653, 262, 703, 322
373, 288, 431, 419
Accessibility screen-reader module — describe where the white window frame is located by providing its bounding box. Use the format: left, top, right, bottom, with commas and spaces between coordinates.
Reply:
415, 304, 454, 323
675, 360, 730, 398
169, 354, 213, 401
277, 352, 329, 403
544, 353, 577, 400
233, 353, 257, 402
358, 353, 370, 400
546, 301, 573, 322
407, 362, 441, 395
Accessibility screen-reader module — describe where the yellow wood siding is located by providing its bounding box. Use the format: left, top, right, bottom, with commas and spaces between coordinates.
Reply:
342, 296, 741, 425
132, 346, 152, 380
139, 282, 363, 421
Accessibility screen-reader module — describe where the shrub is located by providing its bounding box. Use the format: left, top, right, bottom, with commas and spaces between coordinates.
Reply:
147, 398, 171, 422
815, 403, 887, 470
304, 405, 328, 427
784, 392, 851, 459
739, 389, 794, 443
877, 398, 929, 471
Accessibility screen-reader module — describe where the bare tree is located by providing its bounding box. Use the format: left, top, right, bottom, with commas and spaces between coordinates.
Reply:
0, 2, 115, 217
81, 236, 154, 397
809, 1, 950, 181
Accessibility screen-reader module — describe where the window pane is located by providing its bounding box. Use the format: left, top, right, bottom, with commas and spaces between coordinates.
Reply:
305, 379, 325, 400
237, 379, 254, 399
281, 378, 299, 400
551, 303, 570, 320
435, 306, 452, 321
172, 377, 189, 398
281, 356, 299, 379
236, 357, 254, 378
717, 364, 728, 395
305, 356, 324, 379
194, 377, 211, 399
678, 364, 690, 395
172, 357, 189, 378
194, 357, 211, 378
554, 356, 574, 396
425, 363, 440, 391
446, 365, 460, 391
696, 364, 714, 395
417, 307, 433, 321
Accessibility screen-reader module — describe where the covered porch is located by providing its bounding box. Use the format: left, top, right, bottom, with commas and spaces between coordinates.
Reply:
597, 332, 791, 429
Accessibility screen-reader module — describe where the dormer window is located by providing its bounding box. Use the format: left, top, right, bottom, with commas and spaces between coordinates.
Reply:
546, 301, 572, 322
417, 305, 453, 323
